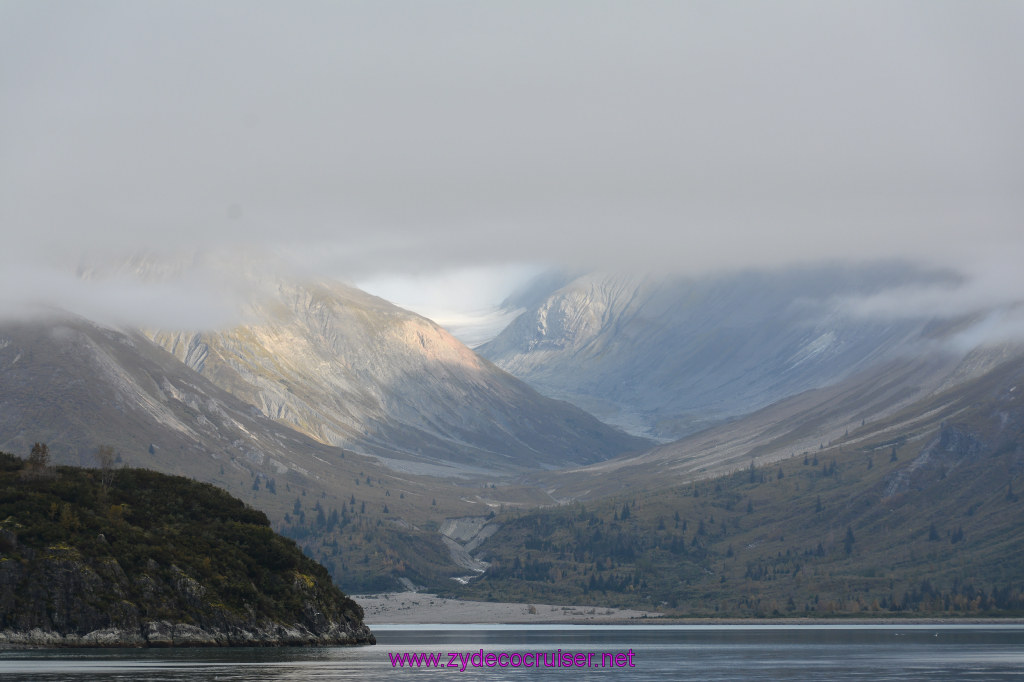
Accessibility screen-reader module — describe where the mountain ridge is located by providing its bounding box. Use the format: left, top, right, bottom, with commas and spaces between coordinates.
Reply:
479, 265, 955, 440
143, 274, 649, 473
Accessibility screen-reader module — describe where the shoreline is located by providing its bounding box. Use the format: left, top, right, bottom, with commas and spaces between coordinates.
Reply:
0, 621, 375, 649
354, 592, 1024, 626
355, 592, 658, 625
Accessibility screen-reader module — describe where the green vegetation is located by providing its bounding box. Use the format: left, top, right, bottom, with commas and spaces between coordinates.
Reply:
0, 451, 366, 637
278, 504, 457, 593
454, 417, 1024, 617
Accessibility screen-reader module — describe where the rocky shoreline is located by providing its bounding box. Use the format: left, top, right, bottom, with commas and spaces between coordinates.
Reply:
0, 619, 375, 648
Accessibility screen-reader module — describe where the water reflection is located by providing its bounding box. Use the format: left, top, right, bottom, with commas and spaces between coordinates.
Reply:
0, 625, 1022, 681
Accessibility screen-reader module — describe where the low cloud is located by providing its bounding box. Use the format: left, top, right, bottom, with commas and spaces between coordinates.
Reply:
2, 2, 1022, 326
946, 306, 1024, 352
0, 257, 251, 330
836, 255, 1024, 347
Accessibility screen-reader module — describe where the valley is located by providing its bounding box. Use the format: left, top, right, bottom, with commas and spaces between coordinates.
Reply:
458, 350, 1024, 615
1, 263, 1021, 616
478, 265, 954, 440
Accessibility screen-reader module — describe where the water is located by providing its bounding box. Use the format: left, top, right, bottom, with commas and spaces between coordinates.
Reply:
0, 624, 1022, 680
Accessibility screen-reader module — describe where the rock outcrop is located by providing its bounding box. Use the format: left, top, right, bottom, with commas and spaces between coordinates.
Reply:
0, 458, 374, 647
0, 550, 374, 647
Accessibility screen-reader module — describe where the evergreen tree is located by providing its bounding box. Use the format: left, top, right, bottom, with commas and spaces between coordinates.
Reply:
26, 442, 50, 476
844, 526, 855, 555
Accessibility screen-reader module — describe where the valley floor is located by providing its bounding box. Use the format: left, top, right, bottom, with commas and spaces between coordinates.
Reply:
353, 592, 660, 624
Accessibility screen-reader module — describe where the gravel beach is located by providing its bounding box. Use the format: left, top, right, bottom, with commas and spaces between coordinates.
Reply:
354, 592, 661, 624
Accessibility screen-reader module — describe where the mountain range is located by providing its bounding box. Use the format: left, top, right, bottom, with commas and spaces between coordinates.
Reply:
480, 265, 955, 440
1, 256, 1020, 610
142, 271, 647, 474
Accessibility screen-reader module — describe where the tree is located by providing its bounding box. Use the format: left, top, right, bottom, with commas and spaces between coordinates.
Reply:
844, 526, 855, 555
28, 442, 50, 469
96, 444, 117, 492
24, 442, 54, 479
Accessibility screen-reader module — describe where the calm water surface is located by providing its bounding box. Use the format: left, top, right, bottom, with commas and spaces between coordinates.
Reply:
0, 624, 1022, 680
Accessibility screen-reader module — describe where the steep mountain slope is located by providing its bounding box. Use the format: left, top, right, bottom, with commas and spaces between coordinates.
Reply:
456, 349, 1024, 615
0, 316, 555, 592
0, 317, 369, 490
527, 352, 950, 499
479, 266, 950, 440
143, 276, 648, 472
516, 341, 1023, 500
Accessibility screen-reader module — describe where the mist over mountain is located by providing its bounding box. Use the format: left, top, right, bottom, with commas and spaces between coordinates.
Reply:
1, 256, 1021, 603
137, 264, 647, 474
478, 264, 961, 440
4, 0, 1023, 617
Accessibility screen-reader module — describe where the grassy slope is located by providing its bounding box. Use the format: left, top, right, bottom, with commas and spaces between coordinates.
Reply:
454, 356, 1024, 616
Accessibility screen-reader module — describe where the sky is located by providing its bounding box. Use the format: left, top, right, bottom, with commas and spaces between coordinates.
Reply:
1, 1, 1022, 338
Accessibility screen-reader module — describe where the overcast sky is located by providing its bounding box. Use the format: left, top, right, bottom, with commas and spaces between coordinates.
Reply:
1, 1, 1022, 332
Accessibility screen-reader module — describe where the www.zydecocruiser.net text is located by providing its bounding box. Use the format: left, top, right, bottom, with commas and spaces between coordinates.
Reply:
389, 649, 637, 671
